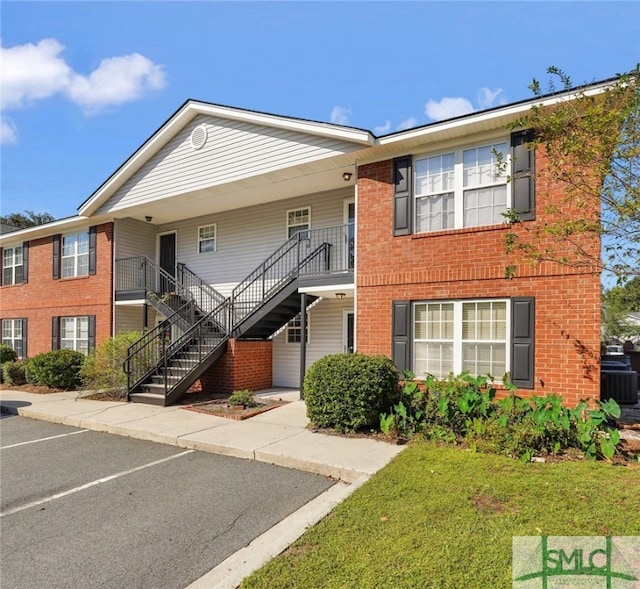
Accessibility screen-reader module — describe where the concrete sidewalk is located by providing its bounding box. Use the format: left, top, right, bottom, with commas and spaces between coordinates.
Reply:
0, 388, 405, 483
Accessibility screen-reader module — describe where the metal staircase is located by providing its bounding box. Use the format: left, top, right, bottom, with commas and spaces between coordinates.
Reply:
122, 224, 351, 406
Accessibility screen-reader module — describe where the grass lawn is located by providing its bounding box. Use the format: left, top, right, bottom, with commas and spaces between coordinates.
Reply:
241, 441, 640, 589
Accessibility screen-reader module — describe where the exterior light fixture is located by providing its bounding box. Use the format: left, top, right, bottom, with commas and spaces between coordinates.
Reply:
335, 292, 346, 300
342, 172, 352, 182
145, 216, 153, 223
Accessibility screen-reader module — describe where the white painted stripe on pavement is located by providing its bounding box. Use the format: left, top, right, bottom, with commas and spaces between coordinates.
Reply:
0, 450, 194, 518
1, 429, 89, 450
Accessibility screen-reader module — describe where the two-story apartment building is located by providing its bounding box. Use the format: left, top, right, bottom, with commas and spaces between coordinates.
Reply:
0, 81, 603, 406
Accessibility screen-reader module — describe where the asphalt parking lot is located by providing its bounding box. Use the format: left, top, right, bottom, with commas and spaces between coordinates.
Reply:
0, 414, 334, 589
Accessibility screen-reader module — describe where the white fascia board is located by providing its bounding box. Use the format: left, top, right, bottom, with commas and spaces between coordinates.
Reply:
376, 84, 610, 147
0, 215, 90, 245
189, 102, 375, 145
78, 101, 374, 218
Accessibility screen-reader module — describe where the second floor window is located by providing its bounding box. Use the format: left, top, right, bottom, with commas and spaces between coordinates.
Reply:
287, 208, 310, 239
3, 246, 24, 285
198, 224, 217, 253
62, 232, 89, 278
414, 141, 508, 233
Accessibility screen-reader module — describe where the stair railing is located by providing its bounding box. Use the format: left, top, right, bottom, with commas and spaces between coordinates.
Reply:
177, 263, 227, 313
123, 299, 197, 398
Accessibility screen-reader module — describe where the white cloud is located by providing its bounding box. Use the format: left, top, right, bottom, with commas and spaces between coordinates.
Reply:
478, 87, 506, 109
67, 54, 166, 115
374, 120, 391, 135
397, 117, 417, 131
1, 117, 17, 144
0, 39, 72, 110
424, 96, 475, 122
330, 105, 351, 126
0, 38, 166, 142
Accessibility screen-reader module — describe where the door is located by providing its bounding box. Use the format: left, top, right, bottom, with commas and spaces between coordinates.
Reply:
343, 198, 355, 270
158, 232, 176, 293
343, 309, 355, 353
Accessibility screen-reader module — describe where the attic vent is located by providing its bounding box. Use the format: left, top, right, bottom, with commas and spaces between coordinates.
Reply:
190, 125, 207, 150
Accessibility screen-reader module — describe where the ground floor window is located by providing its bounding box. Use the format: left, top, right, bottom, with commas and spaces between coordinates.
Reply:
413, 299, 508, 379
286, 313, 309, 344
53, 315, 95, 354
2, 318, 26, 358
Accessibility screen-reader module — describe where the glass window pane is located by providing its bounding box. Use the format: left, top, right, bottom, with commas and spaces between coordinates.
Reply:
77, 233, 89, 254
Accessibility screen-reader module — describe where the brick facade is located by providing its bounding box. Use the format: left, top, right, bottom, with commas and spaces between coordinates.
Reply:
1, 223, 114, 356
355, 149, 601, 406
200, 339, 273, 396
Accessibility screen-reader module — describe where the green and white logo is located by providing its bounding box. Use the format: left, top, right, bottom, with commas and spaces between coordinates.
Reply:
513, 536, 640, 588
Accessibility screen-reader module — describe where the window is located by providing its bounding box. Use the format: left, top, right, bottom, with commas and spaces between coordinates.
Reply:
413, 300, 508, 379
198, 224, 216, 253
287, 208, 310, 239
286, 313, 309, 344
3, 246, 24, 285
414, 141, 508, 232
54, 316, 94, 354
2, 318, 26, 357
62, 232, 89, 278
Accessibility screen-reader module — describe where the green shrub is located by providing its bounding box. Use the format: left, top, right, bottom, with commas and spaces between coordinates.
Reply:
80, 331, 142, 397
228, 389, 257, 407
304, 353, 400, 433
26, 349, 85, 389
0, 343, 17, 364
2, 360, 28, 386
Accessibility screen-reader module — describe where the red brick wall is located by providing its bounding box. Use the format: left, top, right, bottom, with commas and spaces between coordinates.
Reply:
355, 149, 601, 406
1, 223, 114, 356
201, 339, 273, 396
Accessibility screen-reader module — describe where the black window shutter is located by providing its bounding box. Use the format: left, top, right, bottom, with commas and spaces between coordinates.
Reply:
392, 301, 411, 373
22, 242, 29, 284
88, 315, 96, 352
21, 318, 28, 358
52, 234, 61, 280
0, 247, 3, 287
52, 317, 60, 350
88, 226, 97, 275
393, 157, 412, 236
511, 297, 535, 389
511, 130, 535, 221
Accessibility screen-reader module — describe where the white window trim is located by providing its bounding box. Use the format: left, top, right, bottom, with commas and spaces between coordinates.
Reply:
286, 312, 310, 344
286, 207, 311, 240
2, 318, 24, 356
413, 299, 511, 380
61, 232, 89, 278
2, 246, 23, 285
414, 139, 510, 233
198, 223, 217, 254
60, 316, 90, 354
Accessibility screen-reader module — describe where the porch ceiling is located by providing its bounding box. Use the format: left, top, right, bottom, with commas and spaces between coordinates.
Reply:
111, 163, 356, 225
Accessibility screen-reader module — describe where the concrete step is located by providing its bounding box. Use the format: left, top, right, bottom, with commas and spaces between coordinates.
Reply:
130, 391, 166, 406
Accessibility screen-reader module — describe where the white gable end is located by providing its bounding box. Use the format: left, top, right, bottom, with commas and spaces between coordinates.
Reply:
96, 114, 364, 216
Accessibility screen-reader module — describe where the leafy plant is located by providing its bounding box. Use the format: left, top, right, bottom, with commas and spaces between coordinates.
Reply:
228, 389, 257, 408
0, 343, 17, 364
80, 331, 142, 397
26, 349, 85, 389
2, 360, 28, 386
305, 353, 400, 433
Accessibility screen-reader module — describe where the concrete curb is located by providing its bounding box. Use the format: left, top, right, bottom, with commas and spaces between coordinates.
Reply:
184, 475, 370, 589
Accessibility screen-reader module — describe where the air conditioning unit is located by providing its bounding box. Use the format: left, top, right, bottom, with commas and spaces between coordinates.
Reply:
601, 370, 639, 404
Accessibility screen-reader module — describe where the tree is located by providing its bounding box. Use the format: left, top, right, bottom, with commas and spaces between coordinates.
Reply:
503, 66, 640, 281
0, 210, 55, 228
602, 277, 640, 341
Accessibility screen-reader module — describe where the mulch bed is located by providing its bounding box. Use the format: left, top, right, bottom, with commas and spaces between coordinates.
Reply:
183, 399, 290, 420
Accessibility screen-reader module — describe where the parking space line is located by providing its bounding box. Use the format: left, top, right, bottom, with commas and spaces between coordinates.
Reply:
1, 429, 89, 450
1, 449, 195, 518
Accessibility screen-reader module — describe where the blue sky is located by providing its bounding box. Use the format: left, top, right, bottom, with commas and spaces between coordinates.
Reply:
1, 1, 639, 220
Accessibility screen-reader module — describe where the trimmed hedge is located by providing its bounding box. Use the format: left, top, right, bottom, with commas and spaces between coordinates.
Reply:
2, 360, 28, 386
304, 353, 400, 433
27, 349, 85, 389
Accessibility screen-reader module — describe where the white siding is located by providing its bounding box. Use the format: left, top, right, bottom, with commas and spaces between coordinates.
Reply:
155, 187, 350, 290
272, 298, 352, 388
98, 115, 361, 214
115, 218, 156, 260
115, 306, 144, 334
